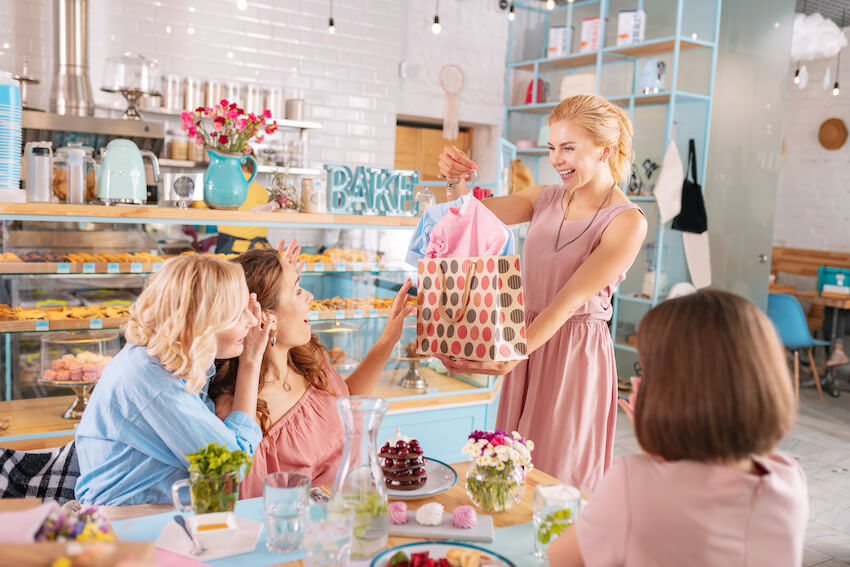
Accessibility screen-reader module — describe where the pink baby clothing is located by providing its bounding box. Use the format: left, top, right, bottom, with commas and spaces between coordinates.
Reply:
576, 452, 809, 567
425, 197, 509, 259
239, 363, 350, 499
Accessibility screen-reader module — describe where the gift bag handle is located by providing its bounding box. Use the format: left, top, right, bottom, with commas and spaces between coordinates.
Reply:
437, 261, 476, 323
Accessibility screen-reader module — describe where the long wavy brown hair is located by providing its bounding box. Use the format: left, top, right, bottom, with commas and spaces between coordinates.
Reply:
209, 249, 334, 434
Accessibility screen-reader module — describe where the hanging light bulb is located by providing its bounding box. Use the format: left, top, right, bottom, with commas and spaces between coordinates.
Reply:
508, 3, 515, 21
328, 0, 335, 34
546, 0, 555, 10
834, 81, 840, 96
432, 0, 441, 34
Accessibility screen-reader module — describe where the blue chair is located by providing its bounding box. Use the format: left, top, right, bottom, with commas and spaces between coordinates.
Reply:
767, 293, 829, 400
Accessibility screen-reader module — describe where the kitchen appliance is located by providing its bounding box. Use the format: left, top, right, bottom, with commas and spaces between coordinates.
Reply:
53, 142, 96, 203
159, 172, 204, 208
23, 141, 53, 202
97, 138, 160, 204
50, 0, 95, 116
101, 52, 161, 120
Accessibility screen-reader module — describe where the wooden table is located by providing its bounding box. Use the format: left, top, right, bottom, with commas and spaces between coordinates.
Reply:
277, 461, 558, 566
792, 290, 850, 398
0, 395, 78, 450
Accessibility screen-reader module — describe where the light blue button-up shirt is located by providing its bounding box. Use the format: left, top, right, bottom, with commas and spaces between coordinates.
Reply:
75, 344, 261, 505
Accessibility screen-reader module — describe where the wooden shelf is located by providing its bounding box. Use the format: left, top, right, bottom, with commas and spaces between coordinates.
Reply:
0, 203, 420, 228
508, 102, 558, 114
0, 262, 163, 276
0, 317, 126, 333
608, 38, 706, 59
510, 38, 707, 72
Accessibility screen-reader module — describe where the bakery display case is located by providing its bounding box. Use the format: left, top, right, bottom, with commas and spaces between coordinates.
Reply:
312, 320, 363, 374
0, 204, 501, 461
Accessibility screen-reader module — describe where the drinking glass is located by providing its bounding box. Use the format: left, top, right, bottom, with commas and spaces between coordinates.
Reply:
533, 483, 582, 559
302, 505, 354, 567
263, 471, 310, 553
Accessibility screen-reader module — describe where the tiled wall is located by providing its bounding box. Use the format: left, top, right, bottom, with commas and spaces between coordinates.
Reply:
774, 28, 850, 253
0, 0, 509, 174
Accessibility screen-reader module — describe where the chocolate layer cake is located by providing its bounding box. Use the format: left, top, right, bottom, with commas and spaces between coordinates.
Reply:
379, 438, 427, 490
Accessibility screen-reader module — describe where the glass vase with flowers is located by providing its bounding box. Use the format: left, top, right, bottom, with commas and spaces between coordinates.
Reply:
181, 100, 278, 209
462, 430, 534, 513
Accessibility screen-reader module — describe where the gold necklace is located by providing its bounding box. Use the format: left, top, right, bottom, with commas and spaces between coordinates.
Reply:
554, 182, 617, 252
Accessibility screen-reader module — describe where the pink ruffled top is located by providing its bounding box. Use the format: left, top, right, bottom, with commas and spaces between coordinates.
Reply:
239, 363, 350, 499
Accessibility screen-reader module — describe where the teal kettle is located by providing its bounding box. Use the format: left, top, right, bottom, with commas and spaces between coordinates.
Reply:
97, 139, 160, 204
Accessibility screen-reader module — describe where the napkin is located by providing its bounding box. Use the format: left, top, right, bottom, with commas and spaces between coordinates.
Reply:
0, 501, 59, 543
155, 516, 262, 562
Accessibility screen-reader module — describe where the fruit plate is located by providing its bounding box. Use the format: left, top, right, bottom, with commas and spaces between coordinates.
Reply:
370, 541, 515, 567
387, 458, 457, 500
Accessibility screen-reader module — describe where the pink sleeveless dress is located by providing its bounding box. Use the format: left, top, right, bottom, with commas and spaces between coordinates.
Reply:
240, 364, 350, 499
496, 184, 643, 494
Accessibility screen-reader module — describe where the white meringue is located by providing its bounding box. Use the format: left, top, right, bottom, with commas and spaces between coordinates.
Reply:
414, 502, 444, 526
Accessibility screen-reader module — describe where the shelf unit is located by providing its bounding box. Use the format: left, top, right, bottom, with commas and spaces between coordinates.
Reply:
506, 0, 721, 377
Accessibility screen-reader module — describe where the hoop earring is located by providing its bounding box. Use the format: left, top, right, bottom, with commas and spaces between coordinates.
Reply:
269, 330, 277, 347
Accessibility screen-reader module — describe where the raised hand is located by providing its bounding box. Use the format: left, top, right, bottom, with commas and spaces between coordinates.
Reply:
240, 293, 272, 366
379, 279, 415, 346
276, 238, 304, 273
438, 145, 478, 181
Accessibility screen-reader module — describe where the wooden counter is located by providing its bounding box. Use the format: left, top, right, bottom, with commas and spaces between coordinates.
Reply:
0, 369, 501, 451
0, 395, 78, 450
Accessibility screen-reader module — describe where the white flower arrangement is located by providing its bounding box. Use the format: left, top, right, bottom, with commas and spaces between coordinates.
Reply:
462, 430, 534, 471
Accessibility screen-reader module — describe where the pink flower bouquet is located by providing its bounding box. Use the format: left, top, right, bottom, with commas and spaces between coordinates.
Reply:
181, 99, 278, 155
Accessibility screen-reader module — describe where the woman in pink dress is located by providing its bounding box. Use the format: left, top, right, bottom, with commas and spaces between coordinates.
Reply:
438, 94, 647, 493
209, 246, 413, 497
548, 290, 808, 566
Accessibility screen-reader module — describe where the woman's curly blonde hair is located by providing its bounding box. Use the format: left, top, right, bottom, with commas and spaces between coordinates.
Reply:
125, 254, 247, 393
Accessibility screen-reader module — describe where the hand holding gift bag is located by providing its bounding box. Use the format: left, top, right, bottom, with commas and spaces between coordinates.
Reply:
417, 256, 527, 362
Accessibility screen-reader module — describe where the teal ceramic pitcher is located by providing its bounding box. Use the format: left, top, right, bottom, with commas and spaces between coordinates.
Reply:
203, 149, 258, 209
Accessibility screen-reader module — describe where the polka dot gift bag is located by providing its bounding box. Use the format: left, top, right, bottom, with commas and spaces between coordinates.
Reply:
416, 256, 527, 361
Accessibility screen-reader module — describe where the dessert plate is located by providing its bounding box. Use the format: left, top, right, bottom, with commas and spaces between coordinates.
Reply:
387, 458, 457, 500
371, 541, 515, 567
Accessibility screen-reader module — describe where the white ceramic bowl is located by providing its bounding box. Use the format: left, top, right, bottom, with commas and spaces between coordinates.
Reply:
187, 512, 239, 550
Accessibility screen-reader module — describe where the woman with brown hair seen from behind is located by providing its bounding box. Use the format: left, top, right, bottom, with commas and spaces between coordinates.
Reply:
548, 290, 808, 566
210, 245, 413, 498
437, 94, 647, 493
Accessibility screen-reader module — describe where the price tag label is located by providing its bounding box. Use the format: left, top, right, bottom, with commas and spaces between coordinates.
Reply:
89, 318, 103, 330
152, 262, 163, 272
130, 263, 143, 273
369, 309, 379, 318
308, 312, 319, 321
107, 263, 119, 274
335, 310, 347, 320
35, 321, 49, 331
353, 262, 363, 271
56, 263, 71, 274
82, 263, 95, 274
426, 387, 439, 394
336, 262, 346, 272
352, 309, 364, 318
313, 263, 325, 272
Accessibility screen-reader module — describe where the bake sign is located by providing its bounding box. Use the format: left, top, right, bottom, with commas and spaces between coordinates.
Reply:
324, 164, 420, 216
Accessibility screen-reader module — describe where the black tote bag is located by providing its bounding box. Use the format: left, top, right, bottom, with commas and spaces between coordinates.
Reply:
672, 139, 708, 234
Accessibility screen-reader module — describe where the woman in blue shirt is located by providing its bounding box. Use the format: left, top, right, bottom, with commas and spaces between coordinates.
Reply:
75, 254, 271, 505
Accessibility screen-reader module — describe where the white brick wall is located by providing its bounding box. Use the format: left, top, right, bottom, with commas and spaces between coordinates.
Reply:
0, 0, 508, 176
774, 27, 850, 253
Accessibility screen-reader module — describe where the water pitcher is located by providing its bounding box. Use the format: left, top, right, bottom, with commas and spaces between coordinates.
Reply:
330, 396, 389, 559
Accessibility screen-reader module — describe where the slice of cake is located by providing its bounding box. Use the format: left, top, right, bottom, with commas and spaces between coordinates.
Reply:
379, 429, 427, 490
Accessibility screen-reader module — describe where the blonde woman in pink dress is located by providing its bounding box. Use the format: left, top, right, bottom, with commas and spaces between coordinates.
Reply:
549, 290, 808, 566
437, 94, 647, 493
